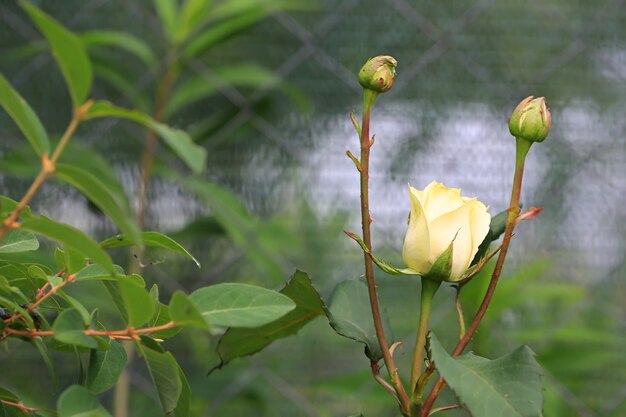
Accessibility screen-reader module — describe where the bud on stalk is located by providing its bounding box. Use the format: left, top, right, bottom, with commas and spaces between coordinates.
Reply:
508, 96, 551, 143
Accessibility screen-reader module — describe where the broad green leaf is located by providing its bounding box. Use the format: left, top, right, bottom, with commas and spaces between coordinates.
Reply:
327, 279, 392, 362
166, 64, 307, 117
80, 30, 156, 67
140, 345, 187, 416
174, 0, 213, 43
59, 292, 91, 325
53, 308, 98, 349
74, 264, 125, 282
21, 216, 114, 272
0, 230, 39, 253
100, 274, 144, 324
57, 385, 112, 417
20, 1, 92, 108
0, 196, 31, 218
0, 73, 49, 155
55, 164, 142, 248
100, 231, 199, 267
150, 302, 182, 339
86, 340, 128, 394
429, 333, 543, 417
189, 283, 295, 328
118, 277, 155, 327
216, 270, 325, 365
169, 291, 208, 330
64, 246, 87, 274
153, 0, 178, 42
85, 101, 206, 174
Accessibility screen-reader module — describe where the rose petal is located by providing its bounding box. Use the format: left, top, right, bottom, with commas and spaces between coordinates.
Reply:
421, 181, 466, 221
468, 200, 491, 263
403, 185, 431, 273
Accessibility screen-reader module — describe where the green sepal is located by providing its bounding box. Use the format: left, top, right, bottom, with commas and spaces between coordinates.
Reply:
344, 230, 421, 276
423, 239, 454, 282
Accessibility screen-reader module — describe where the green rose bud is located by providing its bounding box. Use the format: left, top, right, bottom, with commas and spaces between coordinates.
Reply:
358, 55, 397, 93
508, 96, 552, 142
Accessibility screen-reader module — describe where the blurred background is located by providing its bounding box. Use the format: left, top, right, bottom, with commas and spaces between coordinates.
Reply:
0, 0, 625, 416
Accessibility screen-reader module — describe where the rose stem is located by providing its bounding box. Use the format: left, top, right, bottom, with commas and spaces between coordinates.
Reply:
359, 88, 410, 414
420, 137, 532, 416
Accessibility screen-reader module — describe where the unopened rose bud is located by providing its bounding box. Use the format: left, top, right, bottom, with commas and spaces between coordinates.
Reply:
508, 96, 551, 142
358, 55, 397, 93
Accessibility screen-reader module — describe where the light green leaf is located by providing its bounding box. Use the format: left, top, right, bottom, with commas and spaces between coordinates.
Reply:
216, 270, 325, 365
429, 332, 543, 417
74, 264, 125, 281
86, 340, 128, 394
85, 101, 206, 174
0, 230, 39, 253
174, 0, 213, 43
21, 215, 114, 272
153, 0, 178, 42
55, 164, 142, 248
189, 283, 295, 328
20, 1, 92, 108
100, 231, 199, 267
0, 73, 49, 155
169, 291, 208, 330
57, 385, 112, 417
53, 308, 97, 349
118, 277, 155, 327
140, 345, 188, 416
0, 196, 31, 218
80, 30, 156, 67
327, 280, 392, 362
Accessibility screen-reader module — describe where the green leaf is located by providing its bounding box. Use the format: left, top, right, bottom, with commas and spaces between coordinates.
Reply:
57, 385, 112, 417
80, 30, 156, 67
153, 0, 178, 42
86, 340, 128, 394
429, 332, 543, 417
0, 73, 49, 155
216, 270, 325, 365
100, 231, 199, 267
327, 280, 391, 362
53, 308, 98, 349
169, 291, 208, 330
166, 64, 304, 117
0, 196, 31, 218
20, 215, 114, 272
118, 277, 155, 328
189, 283, 295, 328
0, 230, 39, 253
20, 1, 92, 108
174, 0, 213, 43
85, 101, 206, 174
55, 164, 142, 248
74, 264, 125, 281
140, 345, 188, 416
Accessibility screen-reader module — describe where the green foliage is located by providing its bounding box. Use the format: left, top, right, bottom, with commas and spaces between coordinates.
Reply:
86, 340, 128, 394
57, 385, 111, 417
429, 333, 543, 417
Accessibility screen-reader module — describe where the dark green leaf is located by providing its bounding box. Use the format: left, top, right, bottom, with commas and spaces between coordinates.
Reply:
100, 274, 146, 324
189, 283, 295, 328
86, 340, 128, 394
327, 280, 391, 362
0, 73, 49, 155
57, 385, 111, 417
20, 1, 92, 108
20, 215, 114, 272
429, 332, 543, 417
55, 164, 142, 248
80, 30, 156, 67
53, 308, 97, 349
100, 231, 199, 267
85, 101, 206, 174
118, 277, 155, 328
169, 291, 208, 330
0, 230, 39, 253
140, 345, 187, 416
216, 270, 325, 365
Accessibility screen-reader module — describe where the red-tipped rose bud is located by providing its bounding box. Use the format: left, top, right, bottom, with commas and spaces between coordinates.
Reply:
508, 96, 551, 143
358, 55, 397, 93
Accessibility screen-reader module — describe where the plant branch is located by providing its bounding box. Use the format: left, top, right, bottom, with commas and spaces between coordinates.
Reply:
421, 138, 532, 416
0, 399, 42, 414
356, 89, 409, 414
0, 101, 92, 241
3, 321, 176, 340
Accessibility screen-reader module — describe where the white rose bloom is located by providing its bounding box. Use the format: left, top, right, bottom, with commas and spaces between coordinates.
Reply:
402, 181, 491, 282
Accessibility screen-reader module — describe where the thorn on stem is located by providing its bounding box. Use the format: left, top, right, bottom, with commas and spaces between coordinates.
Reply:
346, 150, 362, 171
350, 111, 361, 137
370, 135, 376, 147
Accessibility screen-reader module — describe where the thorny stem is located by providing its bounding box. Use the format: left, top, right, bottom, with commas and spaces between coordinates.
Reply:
421, 138, 532, 416
409, 278, 440, 416
357, 89, 410, 414
0, 101, 92, 241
